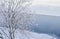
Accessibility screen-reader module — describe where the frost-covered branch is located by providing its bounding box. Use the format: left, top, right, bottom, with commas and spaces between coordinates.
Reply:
0, 0, 35, 39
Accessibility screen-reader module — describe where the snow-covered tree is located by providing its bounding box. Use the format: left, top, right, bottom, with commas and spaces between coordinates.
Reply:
0, 0, 35, 39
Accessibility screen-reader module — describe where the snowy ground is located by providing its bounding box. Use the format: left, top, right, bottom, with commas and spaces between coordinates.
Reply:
0, 27, 58, 39
15, 29, 57, 39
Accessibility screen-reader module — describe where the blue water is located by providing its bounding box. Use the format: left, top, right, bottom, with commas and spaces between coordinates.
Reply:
30, 14, 60, 37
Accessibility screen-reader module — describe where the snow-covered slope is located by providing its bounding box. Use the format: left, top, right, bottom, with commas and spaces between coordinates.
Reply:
31, 5, 60, 16
15, 29, 57, 39
0, 27, 58, 39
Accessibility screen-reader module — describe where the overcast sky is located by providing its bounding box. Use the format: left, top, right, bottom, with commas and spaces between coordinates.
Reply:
32, 0, 60, 7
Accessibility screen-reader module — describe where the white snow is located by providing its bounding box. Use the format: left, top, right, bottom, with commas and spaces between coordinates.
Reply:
0, 27, 57, 39
14, 29, 57, 39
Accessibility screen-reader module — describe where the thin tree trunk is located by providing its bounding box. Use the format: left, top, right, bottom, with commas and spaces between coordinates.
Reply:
9, 31, 14, 39
9, 25, 14, 39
